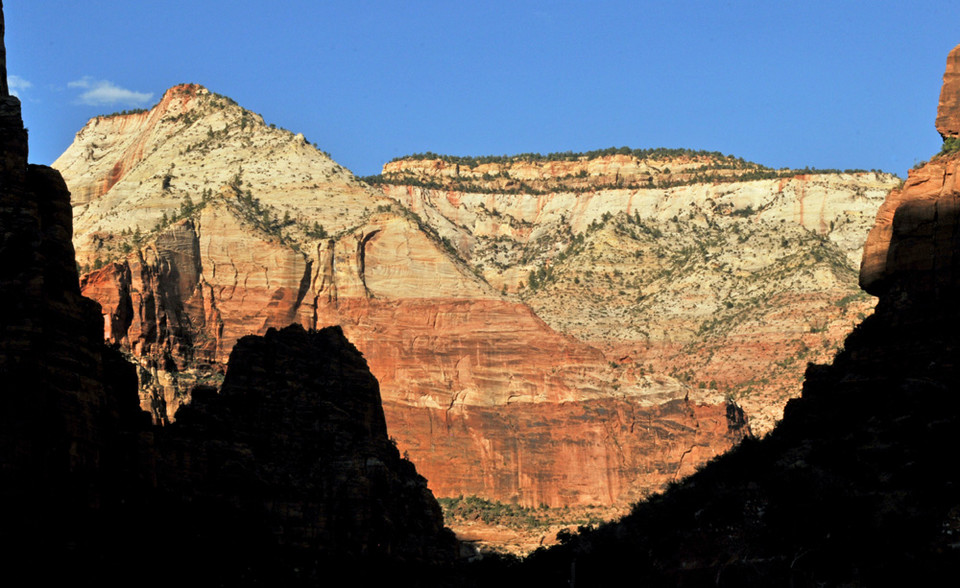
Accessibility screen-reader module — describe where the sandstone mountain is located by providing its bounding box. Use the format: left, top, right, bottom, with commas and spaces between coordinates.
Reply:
59, 84, 752, 519
371, 154, 898, 432
59, 74, 897, 551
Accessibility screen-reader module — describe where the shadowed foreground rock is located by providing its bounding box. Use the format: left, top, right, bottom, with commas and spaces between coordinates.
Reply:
0, 8, 143, 559
159, 324, 457, 566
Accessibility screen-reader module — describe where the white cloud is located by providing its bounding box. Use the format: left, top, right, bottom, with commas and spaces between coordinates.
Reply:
68, 76, 153, 106
8, 75, 32, 98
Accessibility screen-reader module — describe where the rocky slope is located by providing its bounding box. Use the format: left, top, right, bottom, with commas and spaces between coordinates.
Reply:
59, 86, 749, 513
373, 155, 899, 432
466, 42, 960, 588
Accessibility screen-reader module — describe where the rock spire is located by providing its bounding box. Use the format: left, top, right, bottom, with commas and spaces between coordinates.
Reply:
936, 43, 960, 138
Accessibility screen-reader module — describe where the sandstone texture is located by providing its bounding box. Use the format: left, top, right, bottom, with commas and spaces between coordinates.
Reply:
56, 84, 381, 270
937, 43, 960, 138
862, 43, 960, 296
61, 85, 751, 515
860, 154, 960, 295
378, 164, 898, 433
499, 286, 960, 585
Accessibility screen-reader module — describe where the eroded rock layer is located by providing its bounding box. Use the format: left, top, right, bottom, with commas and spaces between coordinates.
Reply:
385, 397, 747, 507
376, 164, 898, 433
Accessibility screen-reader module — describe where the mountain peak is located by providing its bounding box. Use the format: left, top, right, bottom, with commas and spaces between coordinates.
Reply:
89, 84, 210, 124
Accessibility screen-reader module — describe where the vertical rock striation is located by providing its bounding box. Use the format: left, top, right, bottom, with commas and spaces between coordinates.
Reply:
63, 87, 752, 510
862, 43, 960, 297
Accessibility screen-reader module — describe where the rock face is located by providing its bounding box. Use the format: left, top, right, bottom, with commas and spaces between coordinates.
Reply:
56, 83, 378, 270
937, 44, 960, 139
61, 82, 899, 515
80, 203, 315, 421
863, 43, 960, 295
62, 85, 752, 512
376, 162, 898, 433
860, 154, 960, 295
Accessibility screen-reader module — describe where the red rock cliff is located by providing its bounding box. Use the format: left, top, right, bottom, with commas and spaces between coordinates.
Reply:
937, 44, 960, 139
862, 43, 960, 296
0, 6, 460, 580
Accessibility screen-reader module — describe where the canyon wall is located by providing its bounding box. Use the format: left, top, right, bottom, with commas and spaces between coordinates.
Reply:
59, 80, 900, 509
376, 161, 898, 432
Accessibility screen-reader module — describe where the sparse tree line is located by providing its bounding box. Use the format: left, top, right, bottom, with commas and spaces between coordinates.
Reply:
363, 165, 880, 196
389, 146, 743, 167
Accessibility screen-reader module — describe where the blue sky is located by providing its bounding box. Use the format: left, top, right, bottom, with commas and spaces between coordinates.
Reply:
5, 1, 960, 177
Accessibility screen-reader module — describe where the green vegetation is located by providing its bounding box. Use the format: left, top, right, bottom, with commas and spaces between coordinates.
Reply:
362, 158, 878, 196
99, 108, 148, 118
389, 146, 743, 167
939, 136, 960, 156
835, 291, 871, 308
437, 495, 607, 531
374, 203, 466, 264
229, 188, 296, 243
527, 264, 555, 291
305, 222, 328, 239
150, 191, 210, 234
